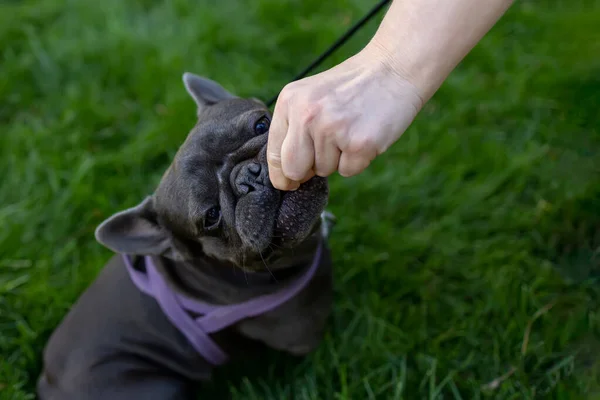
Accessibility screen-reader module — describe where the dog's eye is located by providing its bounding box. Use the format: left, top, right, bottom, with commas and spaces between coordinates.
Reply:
254, 117, 270, 135
203, 206, 221, 230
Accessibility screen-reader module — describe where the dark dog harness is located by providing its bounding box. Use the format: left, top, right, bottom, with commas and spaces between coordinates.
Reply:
122, 240, 323, 366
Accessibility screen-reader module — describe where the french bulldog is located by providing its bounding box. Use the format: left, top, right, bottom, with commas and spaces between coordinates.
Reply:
37, 73, 335, 400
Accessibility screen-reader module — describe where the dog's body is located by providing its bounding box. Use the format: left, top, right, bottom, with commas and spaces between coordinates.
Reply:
38, 74, 334, 399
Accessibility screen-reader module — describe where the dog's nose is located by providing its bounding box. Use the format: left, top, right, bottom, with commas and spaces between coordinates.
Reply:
235, 162, 266, 195
247, 162, 261, 176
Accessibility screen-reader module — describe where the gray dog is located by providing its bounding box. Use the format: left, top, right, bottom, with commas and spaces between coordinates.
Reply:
37, 73, 335, 399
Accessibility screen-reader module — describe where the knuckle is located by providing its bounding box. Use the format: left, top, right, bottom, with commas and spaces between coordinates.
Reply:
345, 135, 377, 155
339, 157, 370, 178
322, 117, 346, 136
338, 165, 355, 178
278, 84, 296, 105
312, 117, 347, 147
329, 124, 348, 144
299, 102, 321, 126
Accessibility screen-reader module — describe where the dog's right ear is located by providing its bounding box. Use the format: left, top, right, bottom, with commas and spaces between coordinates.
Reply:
183, 72, 236, 112
94, 196, 171, 256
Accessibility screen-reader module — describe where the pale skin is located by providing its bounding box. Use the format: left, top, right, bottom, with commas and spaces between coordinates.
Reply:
267, 0, 516, 190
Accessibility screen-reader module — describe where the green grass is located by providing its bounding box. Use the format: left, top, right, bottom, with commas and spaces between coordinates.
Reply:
1, 0, 599, 398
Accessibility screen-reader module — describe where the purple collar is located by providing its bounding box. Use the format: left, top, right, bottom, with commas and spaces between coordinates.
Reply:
122, 239, 323, 366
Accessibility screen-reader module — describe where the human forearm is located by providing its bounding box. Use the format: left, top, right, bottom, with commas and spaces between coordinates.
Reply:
364, 0, 515, 102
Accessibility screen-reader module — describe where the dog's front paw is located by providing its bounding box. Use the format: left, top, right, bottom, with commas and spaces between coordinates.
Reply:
320, 210, 336, 239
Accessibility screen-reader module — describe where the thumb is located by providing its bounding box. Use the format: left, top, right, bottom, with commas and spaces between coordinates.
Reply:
267, 97, 300, 190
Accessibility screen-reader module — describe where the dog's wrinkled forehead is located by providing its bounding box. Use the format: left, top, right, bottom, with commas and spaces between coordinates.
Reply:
183, 99, 270, 159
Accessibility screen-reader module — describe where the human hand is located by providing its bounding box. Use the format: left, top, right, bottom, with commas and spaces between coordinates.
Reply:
266, 45, 424, 190
266, 0, 514, 191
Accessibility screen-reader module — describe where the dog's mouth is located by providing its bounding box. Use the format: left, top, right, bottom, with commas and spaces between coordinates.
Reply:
272, 176, 328, 246
224, 139, 328, 258
233, 171, 328, 256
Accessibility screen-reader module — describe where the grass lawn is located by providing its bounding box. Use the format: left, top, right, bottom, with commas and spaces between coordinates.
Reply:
1, 0, 599, 398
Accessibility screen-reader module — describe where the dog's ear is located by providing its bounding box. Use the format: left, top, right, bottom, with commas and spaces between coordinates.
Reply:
183, 72, 236, 111
95, 196, 170, 255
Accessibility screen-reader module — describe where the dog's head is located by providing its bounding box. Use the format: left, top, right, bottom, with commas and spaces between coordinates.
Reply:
95, 73, 328, 269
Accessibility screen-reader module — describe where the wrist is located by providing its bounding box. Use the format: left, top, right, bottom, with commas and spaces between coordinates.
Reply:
345, 44, 427, 153
361, 26, 457, 105
359, 39, 427, 106
360, 0, 514, 102
355, 41, 426, 114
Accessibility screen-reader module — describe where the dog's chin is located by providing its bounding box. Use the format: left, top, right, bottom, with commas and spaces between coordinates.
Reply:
236, 176, 328, 255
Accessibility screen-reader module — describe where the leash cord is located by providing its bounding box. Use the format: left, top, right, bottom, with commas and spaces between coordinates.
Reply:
266, 0, 392, 108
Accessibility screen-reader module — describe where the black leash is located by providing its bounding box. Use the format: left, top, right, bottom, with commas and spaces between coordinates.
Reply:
266, 0, 392, 108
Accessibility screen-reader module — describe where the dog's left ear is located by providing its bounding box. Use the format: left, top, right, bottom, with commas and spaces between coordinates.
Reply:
95, 196, 171, 256
183, 72, 236, 112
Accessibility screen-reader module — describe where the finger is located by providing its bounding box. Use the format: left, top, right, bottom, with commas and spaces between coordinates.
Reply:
337, 151, 372, 178
267, 96, 298, 190
300, 169, 316, 183
280, 114, 315, 182
313, 131, 341, 177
